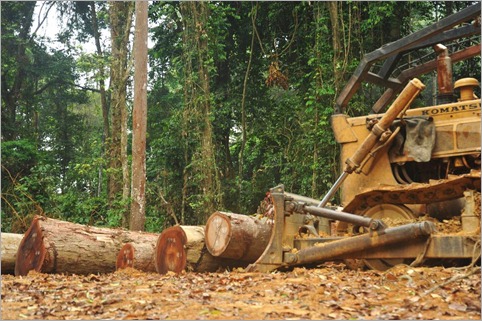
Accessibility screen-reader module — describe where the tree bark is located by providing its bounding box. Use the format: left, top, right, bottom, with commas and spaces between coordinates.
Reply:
90, 2, 109, 197
204, 212, 273, 262
15, 216, 158, 276
116, 239, 158, 273
130, 0, 148, 231
108, 1, 134, 227
1, 233, 23, 274
180, 2, 221, 223
155, 225, 238, 274
328, 1, 342, 95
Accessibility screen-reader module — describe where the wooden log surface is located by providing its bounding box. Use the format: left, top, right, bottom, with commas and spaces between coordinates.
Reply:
115, 237, 158, 272
1, 233, 23, 274
155, 225, 241, 274
15, 215, 159, 276
204, 212, 273, 262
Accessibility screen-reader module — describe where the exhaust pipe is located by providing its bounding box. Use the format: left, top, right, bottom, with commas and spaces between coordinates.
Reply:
434, 44, 455, 104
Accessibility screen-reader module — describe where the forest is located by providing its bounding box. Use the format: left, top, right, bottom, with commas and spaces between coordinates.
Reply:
1, 1, 480, 234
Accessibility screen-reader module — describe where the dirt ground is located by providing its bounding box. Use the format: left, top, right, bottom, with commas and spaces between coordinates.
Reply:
1, 263, 480, 320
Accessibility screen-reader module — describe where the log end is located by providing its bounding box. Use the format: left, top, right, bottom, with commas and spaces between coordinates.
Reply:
15, 216, 46, 276
205, 212, 232, 257
116, 243, 135, 270
155, 226, 187, 274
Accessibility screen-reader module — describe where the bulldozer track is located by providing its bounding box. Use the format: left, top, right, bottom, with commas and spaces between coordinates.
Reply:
343, 171, 481, 214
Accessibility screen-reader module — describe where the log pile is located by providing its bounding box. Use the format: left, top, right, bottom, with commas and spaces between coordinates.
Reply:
11, 212, 270, 276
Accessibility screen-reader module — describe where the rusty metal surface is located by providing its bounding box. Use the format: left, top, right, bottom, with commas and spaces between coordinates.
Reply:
294, 235, 479, 260
434, 44, 454, 97
245, 185, 288, 273
343, 171, 481, 214
292, 221, 435, 266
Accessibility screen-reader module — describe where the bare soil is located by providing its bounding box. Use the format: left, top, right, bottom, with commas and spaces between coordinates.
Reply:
2, 263, 480, 320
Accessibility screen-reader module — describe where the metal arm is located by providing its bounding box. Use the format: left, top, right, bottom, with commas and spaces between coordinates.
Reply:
318, 78, 426, 207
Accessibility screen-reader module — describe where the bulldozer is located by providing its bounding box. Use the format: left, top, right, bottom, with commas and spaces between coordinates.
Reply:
245, 4, 481, 272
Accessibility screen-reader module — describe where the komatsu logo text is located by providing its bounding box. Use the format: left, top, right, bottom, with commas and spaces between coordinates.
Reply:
421, 103, 480, 115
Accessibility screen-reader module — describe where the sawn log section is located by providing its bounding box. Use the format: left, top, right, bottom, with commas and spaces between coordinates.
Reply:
1, 233, 23, 274
15, 215, 159, 276
155, 225, 239, 274
204, 212, 273, 262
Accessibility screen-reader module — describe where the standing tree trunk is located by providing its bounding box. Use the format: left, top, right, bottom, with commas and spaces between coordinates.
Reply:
239, 4, 257, 197
130, 0, 148, 231
90, 2, 110, 197
328, 1, 342, 96
328, 1, 351, 99
180, 1, 221, 224
108, 1, 134, 227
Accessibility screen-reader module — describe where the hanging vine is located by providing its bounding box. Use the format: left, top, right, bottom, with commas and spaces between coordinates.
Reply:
252, 4, 299, 90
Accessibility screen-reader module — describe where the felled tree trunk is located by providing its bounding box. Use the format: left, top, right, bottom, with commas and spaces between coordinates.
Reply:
116, 237, 158, 272
1, 233, 23, 274
15, 215, 158, 276
204, 212, 273, 262
155, 225, 239, 274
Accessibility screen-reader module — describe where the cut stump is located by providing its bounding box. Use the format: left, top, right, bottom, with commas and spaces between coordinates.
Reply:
1, 233, 23, 274
15, 215, 159, 276
205, 212, 273, 262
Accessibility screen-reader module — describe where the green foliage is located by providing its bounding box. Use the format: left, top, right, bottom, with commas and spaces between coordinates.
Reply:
2, 2, 477, 232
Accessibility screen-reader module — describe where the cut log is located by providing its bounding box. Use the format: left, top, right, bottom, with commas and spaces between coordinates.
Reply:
15, 215, 159, 276
155, 225, 240, 274
205, 211, 272, 262
115, 238, 158, 272
1, 233, 23, 274
155, 226, 187, 274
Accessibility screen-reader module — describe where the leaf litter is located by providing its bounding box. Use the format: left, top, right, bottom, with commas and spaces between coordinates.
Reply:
1, 264, 480, 320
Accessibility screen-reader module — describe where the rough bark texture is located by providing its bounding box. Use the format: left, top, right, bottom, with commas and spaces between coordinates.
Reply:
1, 233, 23, 274
15, 216, 158, 276
108, 1, 133, 227
180, 2, 221, 223
155, 225, 238, 275
205, 212, 273, 262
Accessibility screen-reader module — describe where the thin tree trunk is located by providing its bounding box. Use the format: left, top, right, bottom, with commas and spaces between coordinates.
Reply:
195, 2, 221, 221
130, 0, 148, 231
180, 2, 221, 223
108, 1, 134, 227
239, 4, 257, 195
90, 2, 109, 197
328, 1, 342, 96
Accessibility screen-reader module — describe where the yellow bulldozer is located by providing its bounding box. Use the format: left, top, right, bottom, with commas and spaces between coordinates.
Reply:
243, 4, 481, 272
